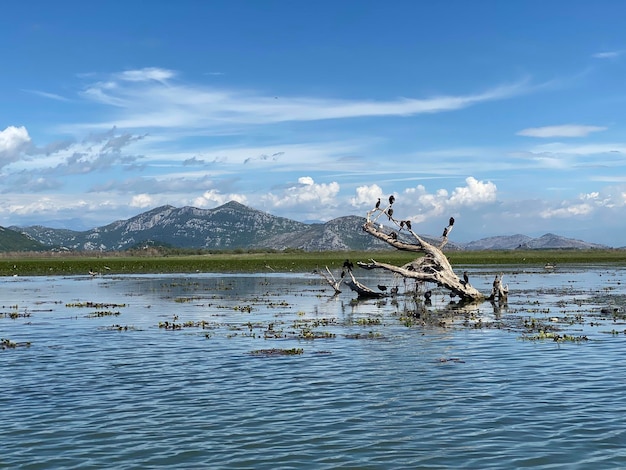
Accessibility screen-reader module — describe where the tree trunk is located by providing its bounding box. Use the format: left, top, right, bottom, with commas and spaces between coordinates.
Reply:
360, 208, 486, 301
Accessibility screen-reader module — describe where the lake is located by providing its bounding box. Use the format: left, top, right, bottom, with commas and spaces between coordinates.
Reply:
2, 265, 626, 469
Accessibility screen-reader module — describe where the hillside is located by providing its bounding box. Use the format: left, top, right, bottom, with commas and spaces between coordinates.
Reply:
0, 226, 48, 252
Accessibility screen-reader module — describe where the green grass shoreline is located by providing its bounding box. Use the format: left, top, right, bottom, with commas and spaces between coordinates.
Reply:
1, 249, 625, 276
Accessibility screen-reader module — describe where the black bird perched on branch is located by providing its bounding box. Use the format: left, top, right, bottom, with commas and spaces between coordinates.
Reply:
378, 284, 387, 292
399, 220, 405, 230
463, 271, 469, 285
389, 195, 395, 205
390, 231, 398, 240
375, 198, 381, 209
387, 208, 393, 220
405, 220, 412, 230
449, 217, 455, 226
343, 259, 354, 271
442, 227, 449, 237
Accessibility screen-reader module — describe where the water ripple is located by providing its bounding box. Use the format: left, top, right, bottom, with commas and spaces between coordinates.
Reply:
3, 271, 626, 468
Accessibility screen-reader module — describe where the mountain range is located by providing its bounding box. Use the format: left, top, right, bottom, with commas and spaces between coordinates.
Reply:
1, 201, 612, 252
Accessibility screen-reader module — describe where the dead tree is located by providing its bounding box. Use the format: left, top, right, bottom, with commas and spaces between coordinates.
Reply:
317, 266, 345, 295
356, 196, 506, 303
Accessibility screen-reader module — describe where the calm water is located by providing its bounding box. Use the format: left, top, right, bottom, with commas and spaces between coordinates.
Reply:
2, 266, 626, 469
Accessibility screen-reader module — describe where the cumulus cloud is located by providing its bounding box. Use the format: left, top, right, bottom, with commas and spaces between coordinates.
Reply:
540, 203, 594, 218
130, 194, 153, 208
193, 189, 248, 208
396, 177, 497, 225
449, 177, 497, 206
517, 124, 606, 138
262, 177, 340, 208
350, 184, 384, 207
0, 126, 31, 166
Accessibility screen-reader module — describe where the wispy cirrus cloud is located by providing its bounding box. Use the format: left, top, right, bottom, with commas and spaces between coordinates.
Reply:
65, 67, 532, 132
592, 50, 624, 59
517, 124, 607, 138
22, 89, 71, 102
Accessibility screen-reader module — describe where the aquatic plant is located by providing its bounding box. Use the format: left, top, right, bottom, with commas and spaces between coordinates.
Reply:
249, 348, 304, 356
521, 331, 589, 342
1, 338, 31, 349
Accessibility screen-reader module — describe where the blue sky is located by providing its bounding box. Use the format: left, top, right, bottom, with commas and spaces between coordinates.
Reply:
2, 1, 626, 246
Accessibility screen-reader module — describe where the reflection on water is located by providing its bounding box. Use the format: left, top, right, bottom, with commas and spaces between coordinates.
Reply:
2, 266, 626, 469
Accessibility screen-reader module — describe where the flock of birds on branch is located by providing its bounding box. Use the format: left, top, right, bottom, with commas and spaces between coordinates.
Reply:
373, 195, 455, 239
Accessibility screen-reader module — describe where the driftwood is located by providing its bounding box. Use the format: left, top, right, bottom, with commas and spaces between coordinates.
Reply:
343, 270, 386, 298
358, 197, 507, 303
317, 266, 345, 294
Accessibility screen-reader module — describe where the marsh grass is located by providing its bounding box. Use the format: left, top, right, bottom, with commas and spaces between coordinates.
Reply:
0, 249, 625, 276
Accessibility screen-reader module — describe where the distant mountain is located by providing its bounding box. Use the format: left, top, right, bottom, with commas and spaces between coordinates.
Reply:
8, 201, 611, 253
463, 233, 608, 251
12, 202, 389, 252
0, 226, 48, 252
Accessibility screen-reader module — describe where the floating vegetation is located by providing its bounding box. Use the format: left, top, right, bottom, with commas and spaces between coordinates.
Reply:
87, 310, 121, 317
233, 304, 253, 313
174, 296, 204, 303
355, 317, 382, 326
1, 310, 31, 319
345, 332, 383, 339
66, 302, 127, 308
100, 324, 137, 331
1, 338, 31, 350
249, 348, 304, 357
521, 331, 589, 342
158, 320, 213, 330
299, 328, 336, 340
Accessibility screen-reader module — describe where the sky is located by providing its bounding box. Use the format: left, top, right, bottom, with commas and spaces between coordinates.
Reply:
2, 1, 626, 246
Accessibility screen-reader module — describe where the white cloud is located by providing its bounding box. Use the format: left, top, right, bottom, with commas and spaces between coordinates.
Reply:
449, 177, 497, 206
115, 67, 176, 83
193, 189, 248, 208
517, 124, 607, 138
0, 126, 31, 166
130, 194, 154, 208
592, 50, 624, 59
67, 69, 530, 132
350, 184, 384, 207
262, 177, 340, 208
23, 89, 70, 101
540, 203, 594, 218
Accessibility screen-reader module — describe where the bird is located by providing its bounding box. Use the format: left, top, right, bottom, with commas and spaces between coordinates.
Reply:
387, 208, 393, 220
463, 271, 469, 285
405, 220, 412, 230
424, 290, 432, 300
390, 231, 398, 240
449, 216, 455, 226
389, 195, 395, 205
343, 259, 354, 271
375, 198, 381, 209
442, 227, 449, 237
399, 220, 405, 230
378, 284, 387, 291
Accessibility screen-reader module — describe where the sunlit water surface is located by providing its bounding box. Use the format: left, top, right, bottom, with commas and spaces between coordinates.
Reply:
2, 266, 626, 469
